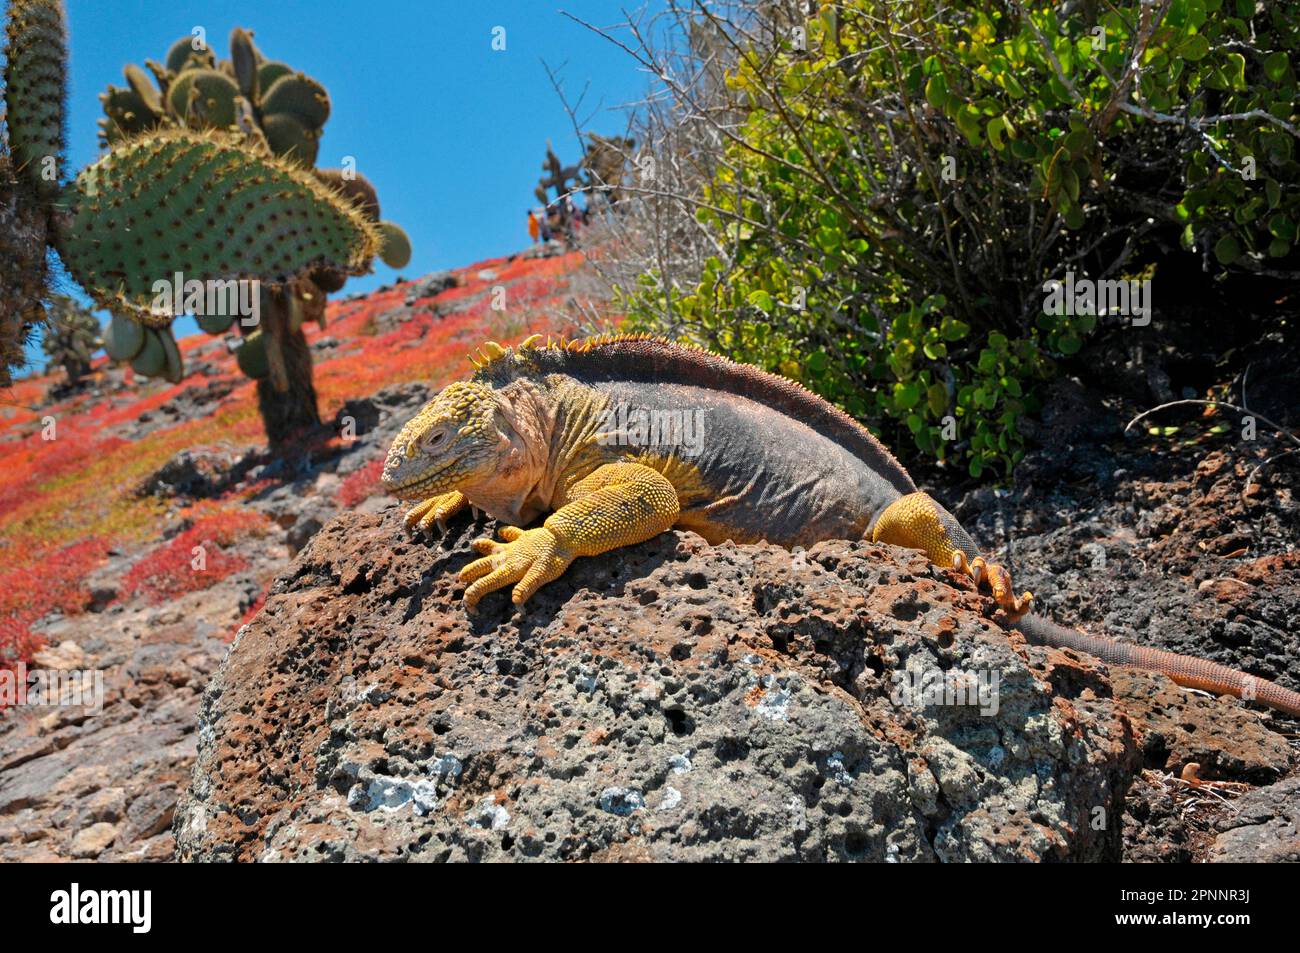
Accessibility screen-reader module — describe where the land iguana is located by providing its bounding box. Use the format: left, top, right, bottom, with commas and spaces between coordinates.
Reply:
382, 333, 1300, 717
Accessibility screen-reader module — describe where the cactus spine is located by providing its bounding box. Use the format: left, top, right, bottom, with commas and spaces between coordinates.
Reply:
56, 128, 381, 325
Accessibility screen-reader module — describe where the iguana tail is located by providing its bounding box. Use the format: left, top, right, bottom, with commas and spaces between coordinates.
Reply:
865, 491, 1299, 716
1014, 613, 1300, 718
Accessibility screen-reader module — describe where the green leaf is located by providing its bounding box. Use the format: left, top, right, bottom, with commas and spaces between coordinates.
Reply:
925, 75, 948, 109
1214, 234, 1242, 264
1180, 34, 1210, 61
1264, 52, 1289, 83
956, 105, 983, 143
1266, 179, 1282, 209
987, 116, 1006, 151
1268, 214, 1296, 241
940, 317, 969, 341
927, 383, 948, 416
894, 380, 922, 410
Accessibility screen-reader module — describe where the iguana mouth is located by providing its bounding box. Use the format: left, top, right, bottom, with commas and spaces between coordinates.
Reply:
384, 456, 463, 500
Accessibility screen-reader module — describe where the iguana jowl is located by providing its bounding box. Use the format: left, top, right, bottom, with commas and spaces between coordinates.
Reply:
383, 334, 1300, 718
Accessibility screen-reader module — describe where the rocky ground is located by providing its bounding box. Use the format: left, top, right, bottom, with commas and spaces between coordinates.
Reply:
176, 510, 1147, 862
942, 342, 1300, 862
0, 375, 433, 861
0, 243, 583, 862
172, 508, 1297, 863
1, 280, 1297, 862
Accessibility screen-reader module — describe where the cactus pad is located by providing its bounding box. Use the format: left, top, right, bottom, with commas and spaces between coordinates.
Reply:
261, 72, 330, 129
167, 67, 240, 128
261, 111, 319, 165
3, 0, 68, 195
229, 27, 259, 100
130, 326, 166, 376
128, 325, 183, 381
123, 62, 163, 115
165, 34, 214, 74
235, 329, 269, 378
378, 220, 412, 269
257, 60, 292, 92
104, 312, 146, 360
54, 128, 381, 325
98, 85, 159, 144
316, 168, 380, 220
197, 311, 234, 334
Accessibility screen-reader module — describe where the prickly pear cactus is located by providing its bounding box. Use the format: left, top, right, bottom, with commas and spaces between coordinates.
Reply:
41, 294, 101, 384
91, 25, 412, 406
1, 4, 412, 445
0, 0, 65, 385
54, 128, 381, 325
97, 28, 409, 253
3, 0, 66, 196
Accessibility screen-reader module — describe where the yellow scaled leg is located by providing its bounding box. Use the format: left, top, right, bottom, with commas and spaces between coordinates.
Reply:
459, 461, 680, 608
871, 491, 1033, 619
404, 491, 468, 533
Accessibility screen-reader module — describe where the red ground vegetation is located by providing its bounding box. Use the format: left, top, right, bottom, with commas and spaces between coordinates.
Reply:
118, 506, 270, 605
0, 248, 593, 639
0, 537, 111, 676
337, 458, 386, 508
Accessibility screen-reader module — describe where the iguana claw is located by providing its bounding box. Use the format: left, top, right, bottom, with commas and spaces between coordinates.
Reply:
953, 552, 1034, 620
404, 491, 468, 534
460, 525, 574, 608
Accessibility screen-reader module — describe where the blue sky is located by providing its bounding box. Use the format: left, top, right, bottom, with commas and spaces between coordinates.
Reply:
24, 0, 655, 370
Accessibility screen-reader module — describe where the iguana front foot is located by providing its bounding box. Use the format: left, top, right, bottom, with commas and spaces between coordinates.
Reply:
952, 552, 1034, 619
460, 525, 573, 608
457, 461, 680, 610
404, 491, 467, 534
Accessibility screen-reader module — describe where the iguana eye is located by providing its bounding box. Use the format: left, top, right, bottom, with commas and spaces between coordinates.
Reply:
424, 430, 447, 450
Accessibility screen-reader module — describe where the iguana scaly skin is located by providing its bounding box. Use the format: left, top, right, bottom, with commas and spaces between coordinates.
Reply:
382, 334, 1300, 718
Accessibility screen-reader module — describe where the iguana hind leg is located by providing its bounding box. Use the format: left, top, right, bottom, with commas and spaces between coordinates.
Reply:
460, 461, 680, 608
871, 491, 1033, 619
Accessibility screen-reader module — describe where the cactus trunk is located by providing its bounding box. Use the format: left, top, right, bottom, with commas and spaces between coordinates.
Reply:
61, 352, 90, 383
254, 285, 321, 447
0, 161, 48, 385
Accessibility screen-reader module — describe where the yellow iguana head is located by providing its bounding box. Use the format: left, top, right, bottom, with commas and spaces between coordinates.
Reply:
382, 379, 504, 501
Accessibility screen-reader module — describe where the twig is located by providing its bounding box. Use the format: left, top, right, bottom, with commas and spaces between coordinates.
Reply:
1125, 399, 1300, 449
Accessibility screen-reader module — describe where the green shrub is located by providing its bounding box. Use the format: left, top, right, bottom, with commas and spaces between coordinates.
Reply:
620, 0, 1299, 477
